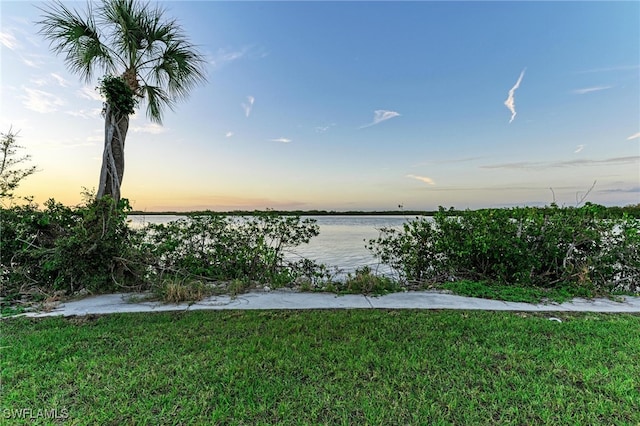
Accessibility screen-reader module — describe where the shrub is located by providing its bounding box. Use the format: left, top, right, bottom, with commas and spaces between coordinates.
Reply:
144, 211, 321, 286
368, 204, 640, 293
367, 215, 442, 285
1, 204, 327, 305
1, 197, 150, 297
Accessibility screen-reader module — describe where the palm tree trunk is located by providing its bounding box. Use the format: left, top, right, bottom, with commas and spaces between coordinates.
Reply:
97, 102, 129, 203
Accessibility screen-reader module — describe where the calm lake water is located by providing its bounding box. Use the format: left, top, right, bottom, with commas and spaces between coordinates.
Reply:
128, 215, 412, 277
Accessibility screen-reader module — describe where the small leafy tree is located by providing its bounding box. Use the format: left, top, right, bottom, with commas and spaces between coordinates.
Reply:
0, 128, 37, 203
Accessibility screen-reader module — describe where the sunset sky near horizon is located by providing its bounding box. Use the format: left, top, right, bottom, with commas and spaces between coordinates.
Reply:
1, 0, 639, 212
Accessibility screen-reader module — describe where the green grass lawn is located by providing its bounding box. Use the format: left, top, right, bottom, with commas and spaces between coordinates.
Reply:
2, 310, 639, 425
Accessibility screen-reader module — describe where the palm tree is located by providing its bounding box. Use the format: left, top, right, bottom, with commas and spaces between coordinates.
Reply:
38, 0, 207, 203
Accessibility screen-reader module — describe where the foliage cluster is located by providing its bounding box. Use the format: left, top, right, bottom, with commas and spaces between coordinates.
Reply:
0, 128, 37, 202
1, 203, 327, 305
143, 213, 321, 288
1, 197, 148, 302
368, 204, 640, 293
98, 75, 137, 116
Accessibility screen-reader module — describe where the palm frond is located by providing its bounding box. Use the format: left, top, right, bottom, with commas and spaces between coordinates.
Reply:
38, 0, 207, 122
152, 40, 207, 101
139, 85, 173, 124
36, 1, 115, 82
133, 13, 178, 69
101, 0, 155, 70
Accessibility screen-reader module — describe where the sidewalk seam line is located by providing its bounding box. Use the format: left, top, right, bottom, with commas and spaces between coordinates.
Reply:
364, 295, 374, 308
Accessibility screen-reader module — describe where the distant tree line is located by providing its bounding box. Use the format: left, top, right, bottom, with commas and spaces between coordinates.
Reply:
129, 204, 640, 218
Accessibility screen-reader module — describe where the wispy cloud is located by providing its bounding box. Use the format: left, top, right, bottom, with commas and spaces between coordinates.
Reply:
627, 132, 640, 140
242, 96, 255, 117
131, 123, 166, 134
481, 156, 639, 170
406, 174, 435, 185
21, 88, 65, 113
31, 73, 70, 88
86, 132, 103, 143
315, 123, 336, 133
30, 138, 96, 150
504, 69, 526, 124
599, 186, 640, 194
0, 27, 45, 67
481, 161, 535, 170
212, 46, 249, 66
21, 58, 37, 67
411, 157, 482, 168
270, 137, 291, 143
574, 144, 584, 153
225, 131, 234, 138
577, 64, 640, 74
30, 78, 48, 87
0, 30, 19, 50
360, 110, 400, 128
20, 54, 44, 68
210, 46, 267, 68
77, 86, 103, 101
66, 108, 102, 119
572, 86, 612, 95
50, 73, 69, 87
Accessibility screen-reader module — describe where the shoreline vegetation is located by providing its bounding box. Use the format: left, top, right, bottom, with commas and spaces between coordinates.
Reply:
3, 199, 639, 317
128, 204, 640, 218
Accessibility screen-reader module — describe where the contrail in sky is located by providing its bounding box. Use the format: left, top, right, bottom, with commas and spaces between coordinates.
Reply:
572, 86, 612, 95
242, 96, 255, 117
504, 69, 526, 123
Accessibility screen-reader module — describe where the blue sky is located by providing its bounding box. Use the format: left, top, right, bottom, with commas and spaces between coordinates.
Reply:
1, 1, 638, 211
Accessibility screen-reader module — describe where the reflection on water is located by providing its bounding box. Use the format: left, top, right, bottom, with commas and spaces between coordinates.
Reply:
128, 215, 183, 228
290, 216, 408, 277
128, 215, 414, 275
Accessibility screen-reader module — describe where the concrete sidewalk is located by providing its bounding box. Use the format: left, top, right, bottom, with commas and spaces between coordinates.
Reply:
17, 290, 640, 318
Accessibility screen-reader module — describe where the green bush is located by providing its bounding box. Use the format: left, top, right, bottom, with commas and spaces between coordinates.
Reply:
1, 204, 327, 304
368, 204, 640, 293
1, 197, 150, 297
144, 211, 321, 287
367, 216, 441, 285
